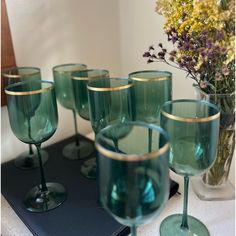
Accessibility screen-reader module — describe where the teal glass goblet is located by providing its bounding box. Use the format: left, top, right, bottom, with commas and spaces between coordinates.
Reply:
53, 63, 94, 160
83, 77, 135, 179
95, 121, 170, 236
129, 70, 177, 191
159, 99, 220, 236
71, 69, 109, 121
2, 66, 48, 170
129, 70, 172, 124
5, 80, 67, 212
71, 69, 109, 178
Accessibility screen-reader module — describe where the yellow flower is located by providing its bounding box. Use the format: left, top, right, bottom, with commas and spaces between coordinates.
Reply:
154, 0, 235, 94
157, 0, 232, 34
224, 36, 235, 65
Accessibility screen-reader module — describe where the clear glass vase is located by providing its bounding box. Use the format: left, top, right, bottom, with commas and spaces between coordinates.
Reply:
192, 86, 235, 200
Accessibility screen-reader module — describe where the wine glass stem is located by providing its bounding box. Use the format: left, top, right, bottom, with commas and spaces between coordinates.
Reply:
181, 175, 189, 230
72, 109, 80, 146
29, 144, 34, 155
113, 139, 119, 152
131, 226, 137, 236
35, 144, 48, 192
27, 117, 34, 156
148, 128, 152, 152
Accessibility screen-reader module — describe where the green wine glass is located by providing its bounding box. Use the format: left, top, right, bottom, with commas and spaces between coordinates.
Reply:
2, 66, 48, 170
71, 69, 109, 172
159, 99, 220, 236
129, 70, 172, 124
53, 63, 94, 160
71, 69, 109, 121
129, 70, 178, 192
83, 77, 135, 179
5, 80, 67, 212
95, 121, 170, 236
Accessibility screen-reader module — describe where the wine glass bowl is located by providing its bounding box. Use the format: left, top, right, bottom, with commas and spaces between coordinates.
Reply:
159, 99, 220, 236
2, 66, 41, 86
95, 121, 170, 236
6, 81, 57, 143
5, 80, 67, 212
53, 63, 94, 160
2, 66, 48, 169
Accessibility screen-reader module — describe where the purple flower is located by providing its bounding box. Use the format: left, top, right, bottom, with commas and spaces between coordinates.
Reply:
215, 72, 222, 81
221, 65, 230, 75
221, 47, 227, 55
183, 43, 191, 50
147, 58, 154, 63
200, 80, 207, 88
143, 51, 151, 57
200, 34, 207, 42
179, 61, 186, 68
200, 49, 207, 57
207, 50, 214, 59
213, 45, 220, 52
158, 51, 165, 59
169, 50, 177, 56
171, 37, 178, 44
186, 56, 193, 61
215, 31, 224, 41
149, 45, 154, 50
206, 39, 214, 48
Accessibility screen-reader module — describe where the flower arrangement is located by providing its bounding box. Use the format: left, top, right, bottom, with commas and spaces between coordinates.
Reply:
143, 0, 235, 95
144, 0, 235, 193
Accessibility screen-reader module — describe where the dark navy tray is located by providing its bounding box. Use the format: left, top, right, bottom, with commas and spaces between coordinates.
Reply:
1, 135, 130, 236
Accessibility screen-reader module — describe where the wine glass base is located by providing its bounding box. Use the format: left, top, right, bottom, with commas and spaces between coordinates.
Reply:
191, 176, 235, 201
63, 140, 94, 160
24, 182, 67, 212
14, 149, 49, 170
81, 157, 97, 179
160, 214, 209, 236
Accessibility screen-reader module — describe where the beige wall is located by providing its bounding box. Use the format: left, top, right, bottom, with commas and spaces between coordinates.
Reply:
2, 0, 195, 163
118, 0, 195, 99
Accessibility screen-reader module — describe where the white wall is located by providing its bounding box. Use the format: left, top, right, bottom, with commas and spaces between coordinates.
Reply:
2, 0, 195, 163
2, 0, 121, 162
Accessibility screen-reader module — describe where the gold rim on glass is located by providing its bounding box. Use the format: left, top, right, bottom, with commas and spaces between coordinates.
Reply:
95, 122, 169, 161
52, 63, 87, 74
5, 81, 54, 96
96, 142, 169, 161
161, 100, 220, 123
2, 67, 40, 79
71, 69, 109, 81
129, 70, 172, 82
130, 76, 171, 82
87, 78, 134, 92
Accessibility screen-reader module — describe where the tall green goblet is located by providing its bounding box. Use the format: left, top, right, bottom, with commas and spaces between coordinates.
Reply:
83, 77, 134, 179
53, 63, 94, 160
129, 70, 172, 124
71, 69, 109, 121
2, 66, 48, 170
5, 80, 67, 212
129, 70, 177, 191
95, 121, 170, 236
159, 99, 220, 236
